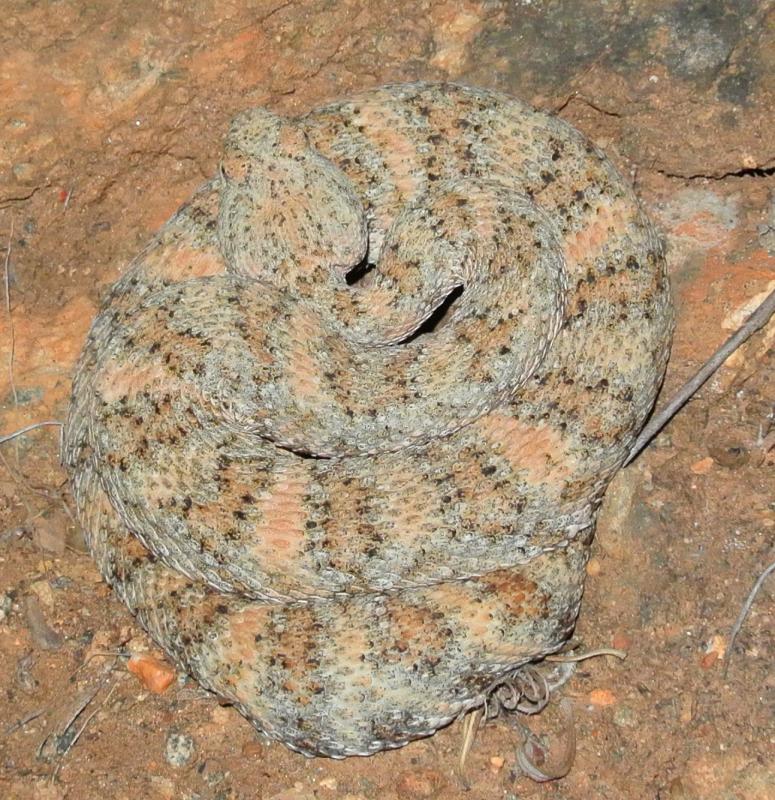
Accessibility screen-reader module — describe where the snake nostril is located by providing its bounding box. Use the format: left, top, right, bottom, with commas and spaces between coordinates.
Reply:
220, 154, 249, 182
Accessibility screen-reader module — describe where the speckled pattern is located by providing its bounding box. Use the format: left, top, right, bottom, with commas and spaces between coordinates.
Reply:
64, 83, 673, 757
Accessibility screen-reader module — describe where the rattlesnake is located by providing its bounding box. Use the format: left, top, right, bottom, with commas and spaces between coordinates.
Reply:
64, 82, 673, 757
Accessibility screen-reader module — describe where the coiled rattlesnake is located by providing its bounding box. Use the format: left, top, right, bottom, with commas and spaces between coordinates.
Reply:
64, 82, 673, 757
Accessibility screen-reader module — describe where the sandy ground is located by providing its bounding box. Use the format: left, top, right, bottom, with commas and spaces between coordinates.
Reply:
1, 1, 773, 798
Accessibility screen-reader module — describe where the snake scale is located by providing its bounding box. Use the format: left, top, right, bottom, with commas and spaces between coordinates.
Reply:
64, 82, 673, 757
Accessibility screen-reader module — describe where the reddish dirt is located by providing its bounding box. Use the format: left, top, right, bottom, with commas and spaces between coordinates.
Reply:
1, 2, 773, 799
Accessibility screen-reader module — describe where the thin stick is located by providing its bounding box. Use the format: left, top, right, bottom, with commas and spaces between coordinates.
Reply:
3, 221, 17, 406
458, 707, 483, 772
70, 650, 130, 680
626, 288, 775, 466
36, 686, 99, 761
723, 556, 775, 677
546, 647, 627, 663
50, 682, 119, 783
0, 420, 63, 446
5, 707, 46, 735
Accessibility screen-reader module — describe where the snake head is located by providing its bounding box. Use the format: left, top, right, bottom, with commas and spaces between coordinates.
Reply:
220, 108, 311, 183
217, 109, 367, 284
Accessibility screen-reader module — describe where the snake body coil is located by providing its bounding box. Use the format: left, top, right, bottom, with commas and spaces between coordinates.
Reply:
65, 83, 673, 757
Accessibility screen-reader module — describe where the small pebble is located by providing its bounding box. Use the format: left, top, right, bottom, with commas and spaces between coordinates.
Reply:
612, 706, 639, 728
612, 631, 632, 650
699, 634, 726, 669
0, 593, 12, 622
23, 595, 63, 651
128, 653, 176, 693
32, 520, 66, 554
679, 694, 694, 724
396, 768, 445, 797
165, 731, 196, 767
699, 651, 719, 669
689, 457, 714, 475
29, 580, 56, 609
704, 634, 726, 659
586, 558, 602, 577
589, 689, 616, 707
12, 162, 35, 182
266, 785, 315, 800
209, 705, 234, 727
489, 755, 505, 772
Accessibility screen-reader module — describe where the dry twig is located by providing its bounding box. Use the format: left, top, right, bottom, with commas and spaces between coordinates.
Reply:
5, 707, 46, 735
49, 682, 119, 782
457, 707, 484, 773
0, 420, 64, 447
3, 221, 17, 406
36, 658, 123, 782
626, 287, 775, 465
545, 647, 627, 663
723, 556, 775, 676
